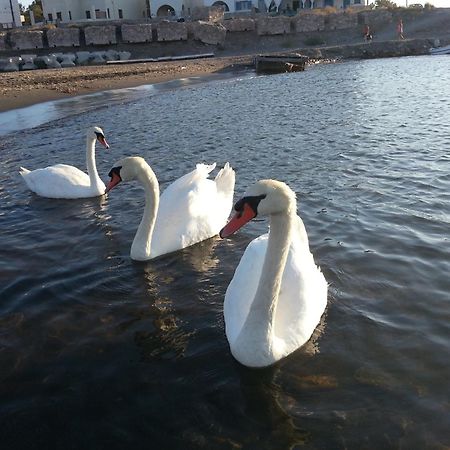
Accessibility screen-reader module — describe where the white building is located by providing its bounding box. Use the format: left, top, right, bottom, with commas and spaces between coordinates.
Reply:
0, 0, 22, 28
41, 0, 261, 20
41, 0, 150, 22
41, 0, 362, 22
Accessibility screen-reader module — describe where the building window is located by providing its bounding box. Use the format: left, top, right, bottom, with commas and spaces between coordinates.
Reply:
86, 10, 91, 19
56, 11, 62, 20
69, 10, 72, 20
235, 1, 252, 10
95, 9, 107, 18
118, 9, 123, 18
48, 13, 53, 21
107, 8, 110, 18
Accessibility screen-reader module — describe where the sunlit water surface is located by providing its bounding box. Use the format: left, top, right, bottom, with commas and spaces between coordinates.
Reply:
1, 55, 449, 449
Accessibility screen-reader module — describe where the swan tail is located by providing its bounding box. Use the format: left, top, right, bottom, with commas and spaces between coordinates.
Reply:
19, 167, 30, 176
215, 162, 235, 196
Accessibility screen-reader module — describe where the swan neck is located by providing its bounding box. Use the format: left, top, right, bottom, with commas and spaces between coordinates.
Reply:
256, 210, 294, 322
131, 165, 160, 260
240, 205, 295, 348
86, 135, 100, 186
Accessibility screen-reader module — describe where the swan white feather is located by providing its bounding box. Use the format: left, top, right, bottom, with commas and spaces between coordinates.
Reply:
19, 126, 109, 199
107, 156, 235, 260
220, 180, 327, 368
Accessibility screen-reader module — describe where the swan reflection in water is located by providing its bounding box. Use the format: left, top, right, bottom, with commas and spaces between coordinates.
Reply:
133, 236, 221, 361
177, 236, 221, 273
131, 251, 328, 449
232, 314, 329, 448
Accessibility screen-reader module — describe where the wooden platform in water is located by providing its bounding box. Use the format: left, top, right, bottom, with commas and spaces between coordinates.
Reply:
254, 53, 308, 74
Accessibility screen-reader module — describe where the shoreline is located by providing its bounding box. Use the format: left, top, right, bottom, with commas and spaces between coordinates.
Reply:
2, 7, 450, 113
0, 35, 445, 114
0, 55, 253, 113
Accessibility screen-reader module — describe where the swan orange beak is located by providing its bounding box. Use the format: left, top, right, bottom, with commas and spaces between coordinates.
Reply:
98, 136, 110, 149
220, 203, 256, 238
106, 172, 121, 193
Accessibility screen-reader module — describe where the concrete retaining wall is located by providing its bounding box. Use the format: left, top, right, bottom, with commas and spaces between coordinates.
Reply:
47, 28, 80, 47
256, 17, 291, 36
9, 30, 44, 50
222, 18, 255, 32
121, 24, 153, 43
156, 21, 188, 41
84, 25, 117, 45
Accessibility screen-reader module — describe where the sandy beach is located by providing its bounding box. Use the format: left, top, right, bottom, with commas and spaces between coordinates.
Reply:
0, 55, 253, 113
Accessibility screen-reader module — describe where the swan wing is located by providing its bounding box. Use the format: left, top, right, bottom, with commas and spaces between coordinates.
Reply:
20, 164, 103, 199
274, 225, 328, 353
151, 163, 235, 257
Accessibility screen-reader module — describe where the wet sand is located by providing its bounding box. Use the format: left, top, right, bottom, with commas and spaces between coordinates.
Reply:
0, 55, 253, 113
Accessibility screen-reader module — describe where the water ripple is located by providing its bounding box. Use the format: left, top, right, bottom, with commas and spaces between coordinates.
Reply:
1, 55, 449, 449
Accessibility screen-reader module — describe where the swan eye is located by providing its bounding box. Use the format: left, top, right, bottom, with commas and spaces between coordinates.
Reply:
108, 166, 122, 178
234, 194, 266, 215
234, 198, 245, 213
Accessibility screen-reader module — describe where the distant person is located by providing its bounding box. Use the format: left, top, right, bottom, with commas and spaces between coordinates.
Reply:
397, 19, 404, 40
363, 24, 369, 39
363, 24, 372, 42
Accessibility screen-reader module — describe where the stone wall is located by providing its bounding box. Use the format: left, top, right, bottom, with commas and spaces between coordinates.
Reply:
84, 26, 117, 45
223, 18, 255, 32
121, 24, 153, 43
325, 12, 358, 31
9, 30, 44, 50
189, 21, 226, 45
0, 10, 442, 57
156, 21, 188, 41
292, 13, 325, 32
47, 28, 80, 47
256, 17, 291, 36
313, 37, 435, 59
0, 32, 7, 50
359, 9, 393, 27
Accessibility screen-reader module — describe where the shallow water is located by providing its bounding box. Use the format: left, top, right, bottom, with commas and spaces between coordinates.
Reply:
1, 55, 449, 449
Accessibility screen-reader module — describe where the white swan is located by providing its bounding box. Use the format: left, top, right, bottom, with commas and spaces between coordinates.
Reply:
19, 126, 109, 199
219, 179, 327, 368
106, 156, 235, 261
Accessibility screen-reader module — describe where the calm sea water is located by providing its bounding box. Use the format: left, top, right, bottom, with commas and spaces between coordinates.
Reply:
1, 55, 449, 449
